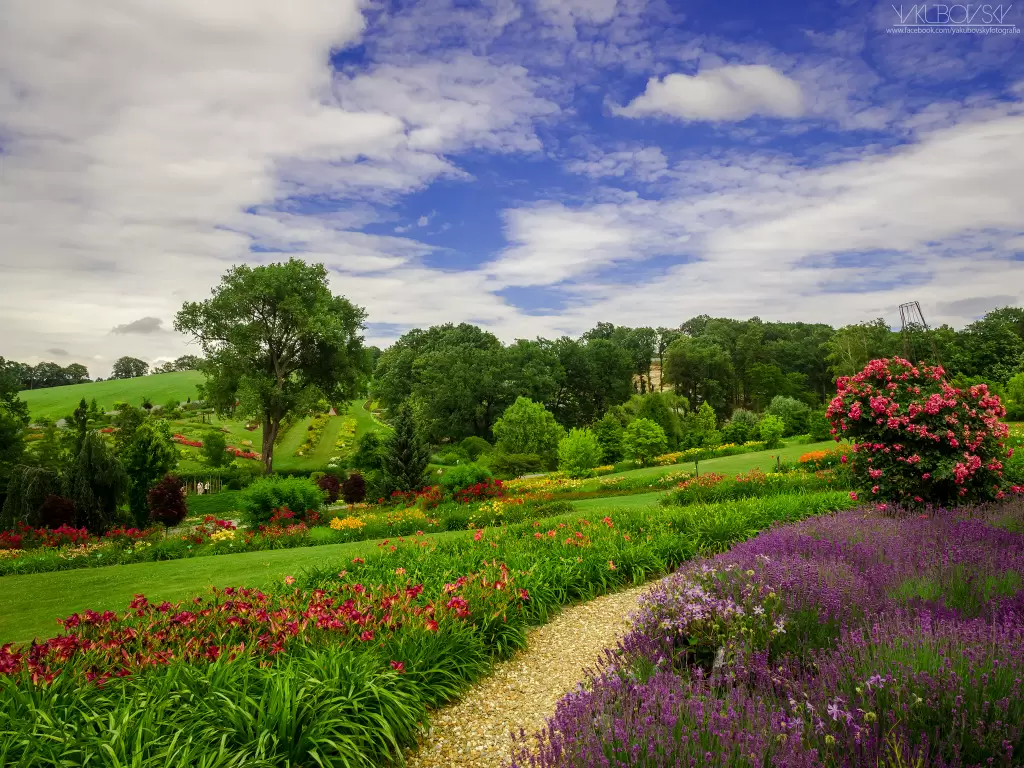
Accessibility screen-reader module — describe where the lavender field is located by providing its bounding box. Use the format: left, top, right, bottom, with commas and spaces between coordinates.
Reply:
511, 500, 1024, 767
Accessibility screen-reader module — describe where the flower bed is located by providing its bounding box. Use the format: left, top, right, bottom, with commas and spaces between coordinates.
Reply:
327, 416, 358, 468
510, 499, 1024, 767
662, 467, 850, 506
294, 413, 331, 457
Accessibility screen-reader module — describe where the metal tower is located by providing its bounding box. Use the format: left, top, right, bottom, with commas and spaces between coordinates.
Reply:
899, 301, 939, 365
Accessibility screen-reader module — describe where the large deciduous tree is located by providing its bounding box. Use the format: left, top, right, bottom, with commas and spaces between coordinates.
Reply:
0, 359, 31, 503
175, 259, 367, 474
111, 356, 149, 379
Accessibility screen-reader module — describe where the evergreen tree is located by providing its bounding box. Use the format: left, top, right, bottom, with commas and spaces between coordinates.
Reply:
123, 422, 179, 527
71, 432, 128, 532
381, 404, 430, 495
72, 398, 89, 455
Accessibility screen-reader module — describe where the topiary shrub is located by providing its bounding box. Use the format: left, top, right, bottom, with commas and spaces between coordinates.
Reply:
342, 472, 367, 504
437, 463, 492, 496
242, 475, 325, 527
826, 357, 1013, 506
317, 473, 341, 504
147, 475, 188, 527
38, 494, 77, 529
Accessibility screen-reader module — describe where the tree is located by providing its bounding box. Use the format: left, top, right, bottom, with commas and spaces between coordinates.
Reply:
663, 336, 734, 414
111, 356, 149, 379
492, 397, 566, 469
592, 411, 626, 464
694, 401, 721, 447
381, 404, 430, 494
824, 319, 897, 380
71, 431, 128, 532
202, 430, 230, 468
1, 466, 62, 529
122, 421, 179, 527
0, 358, 31, 502
352, 431, 386, 472
175, 259, 367, 474
558, 429, 603, 478
113, 404, 146, 455
758, 414, 785, 449
722, 409, 759, 445
623, 418, 668, 466
342, 472, 367, 504
72, 398, 89, 455
634, 393, 681, 449
147, 475, 188, 527
765, 395, 812, 437
64, 363, 90, 384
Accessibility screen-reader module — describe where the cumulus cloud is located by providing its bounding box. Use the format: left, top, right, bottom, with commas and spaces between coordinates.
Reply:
111, 317, 165, 335
614, 65, 805, 122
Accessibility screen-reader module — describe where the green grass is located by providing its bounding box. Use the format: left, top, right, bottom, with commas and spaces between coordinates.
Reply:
583, 439, 834, 489
350, 399, 390, 437
20, 371, 205, 420
0, 531, 479, 644
571, 490, 666, 511
185, 491, 246, 519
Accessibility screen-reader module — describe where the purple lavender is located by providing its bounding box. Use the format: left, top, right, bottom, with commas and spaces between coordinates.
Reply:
510, 500, 1024, 767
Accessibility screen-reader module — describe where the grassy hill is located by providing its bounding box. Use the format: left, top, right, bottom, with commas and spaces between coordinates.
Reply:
19, 371, 205, 420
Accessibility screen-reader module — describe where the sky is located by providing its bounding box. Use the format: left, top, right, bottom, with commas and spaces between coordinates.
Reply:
1, 0, 1022, 378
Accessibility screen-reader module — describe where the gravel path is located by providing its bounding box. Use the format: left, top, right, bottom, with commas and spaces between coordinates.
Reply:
403, 584, 649, 768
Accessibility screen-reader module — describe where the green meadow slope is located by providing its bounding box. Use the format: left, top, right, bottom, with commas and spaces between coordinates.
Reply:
19, 371, 205, 420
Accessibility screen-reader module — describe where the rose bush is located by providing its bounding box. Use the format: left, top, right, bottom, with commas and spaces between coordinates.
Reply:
826, 357, 1013, 505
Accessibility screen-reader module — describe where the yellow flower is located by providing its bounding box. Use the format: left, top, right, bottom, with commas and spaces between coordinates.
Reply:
330, 516, 366, 531
210, 529, 236, 542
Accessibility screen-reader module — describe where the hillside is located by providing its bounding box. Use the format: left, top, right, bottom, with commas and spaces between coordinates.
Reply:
19, 371, 205, 420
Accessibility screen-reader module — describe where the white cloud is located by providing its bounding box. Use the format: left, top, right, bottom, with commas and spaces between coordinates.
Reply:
614, 64, 805, 122
566, 146, 669, 182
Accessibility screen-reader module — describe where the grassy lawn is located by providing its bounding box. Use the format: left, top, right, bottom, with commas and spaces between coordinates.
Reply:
185, 490, 245, 519
0, 531, 478, 645
582, 439, 834, 489
571, 490, 666, 511
20, 371, 205, 420
349, 399, 389, 437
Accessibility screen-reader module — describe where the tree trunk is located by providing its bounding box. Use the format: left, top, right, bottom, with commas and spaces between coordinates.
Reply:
261, 415, 279, 475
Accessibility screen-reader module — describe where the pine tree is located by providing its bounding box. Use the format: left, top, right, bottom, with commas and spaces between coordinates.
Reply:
381, 404, 430, 495
71, 431, 128, 532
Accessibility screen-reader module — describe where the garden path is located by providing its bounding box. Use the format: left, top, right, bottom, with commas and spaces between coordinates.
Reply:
403, 583, 649, 768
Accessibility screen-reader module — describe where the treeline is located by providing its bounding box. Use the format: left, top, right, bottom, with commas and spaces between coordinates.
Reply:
2, 354, 203, 391
372, 307, 1024, 442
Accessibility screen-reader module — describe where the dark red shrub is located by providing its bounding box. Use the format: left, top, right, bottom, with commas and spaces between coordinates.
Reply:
147, 475, 188, 527
342, 472, 366, 504
317, 474, 341, 504
38, 495, 77, 529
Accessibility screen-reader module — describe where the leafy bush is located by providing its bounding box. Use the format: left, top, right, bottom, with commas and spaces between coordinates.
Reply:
147, 475, 188, 527
765, 395, 811, 437
807, 409, 831, 441
492, 397, 565, 470
827, 357, 1013, 505
242, 476, 325, 527
435, 449, 468, 466
437, 463, 492, 496
758, 414, 785, 449
38, 494, 77, 528
592, 412, 625, 464
557, 429, 603, 478
486, 452, 543, 479
459, 436, 492, 461
352, 432, 385, 472
623, 418, 668, 466
342, 472, 366, 504
123, 421, 178, 528
317, 473, 341, 504
201, 430, 229, 468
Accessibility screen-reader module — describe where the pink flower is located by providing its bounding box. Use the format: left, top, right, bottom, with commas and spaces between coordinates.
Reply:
390, 660, 405, 673
849, 492, 858, 501
284, 575, 295, 586
473, 529, 483, 541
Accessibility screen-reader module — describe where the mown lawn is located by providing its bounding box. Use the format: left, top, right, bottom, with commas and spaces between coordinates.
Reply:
20, 371, 205, 420
571, 490, 666, 511
582, 439, 834, 489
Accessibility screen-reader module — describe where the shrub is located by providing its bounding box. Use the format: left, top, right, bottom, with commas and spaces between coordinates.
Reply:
758, 414, 785, 449
765, 395, 811, 437
459, 436, 492, 461
435, 450, 468, 466
826, 357, 1013, 505
486, 452, 543, 479
201, 430, 229, 468
317, 473, 342, 504
342, 472, 366, 504
147, 475, 188, 527
37, 494, 77, 529
437, 463, 492, 496
557, 429, 603, 478
623, 418, 668, 466
352, 432, 385, 472
721, 409, 758, 445
807, 409, 831, 441
592, 412, 625, 464
123, 421, 178, 528
242, 476, 325, 527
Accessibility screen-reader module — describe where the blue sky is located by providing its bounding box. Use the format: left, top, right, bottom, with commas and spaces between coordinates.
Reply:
0, 0, 1022, 376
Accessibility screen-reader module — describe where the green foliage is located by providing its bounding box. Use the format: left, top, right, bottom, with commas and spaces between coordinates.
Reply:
437, 463, 492, 495
1, 465, 62, 529
352, 431, 385, 472
807, 410, 832, 441
765, 395, 812, 437
381, 404, 431, 494
758, 414, 785, 449
492, 397, 565, 469
70, 431, 129, 533
201, 430, 230, 468
592, 411, 626, 464
0, 358, 30, 497
110, 356, 149, 380
113, 404, 146, 455
123, 421, 179, 528
485, 452, 543, 479
632, 393, 680, 449
459, 436, 492, 461
663, 336, 734, 415
175, 258, 367, 473
147, 475, 188, 527
623, 418, 668, 466
721, 408, 758, 444
557, 428, 603, 478
342, 472, 367, 504
242, 475, 325, 527
824, 319, 899, 379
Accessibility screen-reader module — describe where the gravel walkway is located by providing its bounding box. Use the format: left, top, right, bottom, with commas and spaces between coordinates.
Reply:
403, 583, 650, 768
